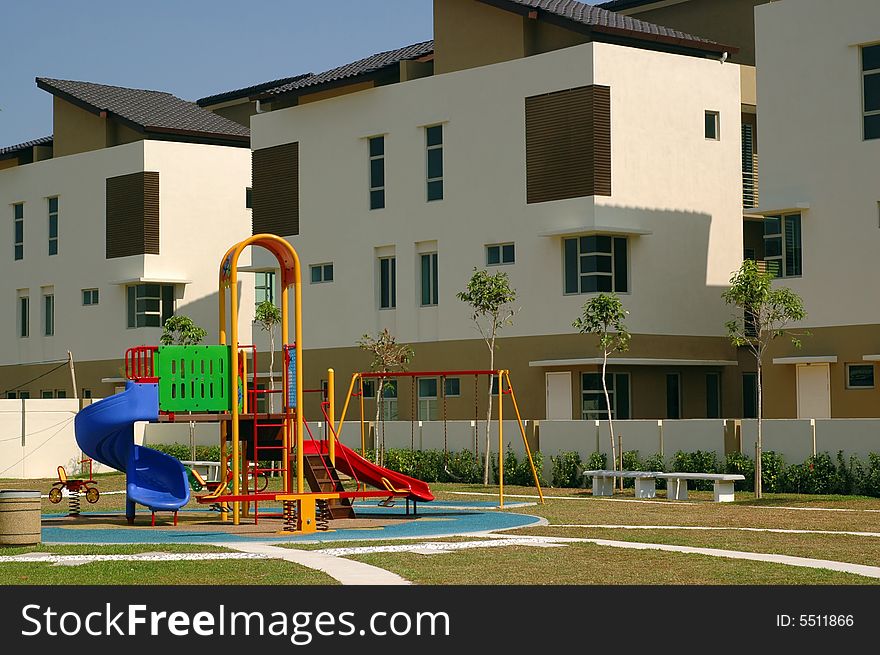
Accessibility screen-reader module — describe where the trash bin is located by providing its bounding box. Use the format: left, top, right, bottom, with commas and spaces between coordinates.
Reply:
0, 490, 41, 545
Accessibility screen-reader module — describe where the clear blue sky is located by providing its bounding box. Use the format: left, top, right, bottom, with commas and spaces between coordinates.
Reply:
0, 0, 433, 146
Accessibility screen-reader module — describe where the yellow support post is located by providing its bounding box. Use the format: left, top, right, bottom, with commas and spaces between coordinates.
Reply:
359, 375, 366, 455
218, 282, 228, 523
328, 368, 336, 466
505, 370, 544, 504
333, 373, 359, 446
498, 370, 504, 509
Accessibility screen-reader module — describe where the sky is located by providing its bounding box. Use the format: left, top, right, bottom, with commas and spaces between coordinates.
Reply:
0, 0, 434, 146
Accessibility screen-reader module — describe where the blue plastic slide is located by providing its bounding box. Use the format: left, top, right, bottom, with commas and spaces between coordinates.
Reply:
74, 381, 190, 521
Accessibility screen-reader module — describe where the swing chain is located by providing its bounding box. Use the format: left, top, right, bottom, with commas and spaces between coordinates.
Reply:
410, 377, 416, 450
441, 375, 448, 465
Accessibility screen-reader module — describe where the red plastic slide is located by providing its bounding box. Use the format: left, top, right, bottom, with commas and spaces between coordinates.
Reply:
302, 440, 434, 502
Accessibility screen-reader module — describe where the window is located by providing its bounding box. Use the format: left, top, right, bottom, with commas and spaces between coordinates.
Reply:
847, 364, 875, 389
486, 243, 515, 266
127, 284, 174, 328
705, 111, 720, 140
379, 256, 396, 309
43, 293, 54, 336
764, 214, 802, 278
48, 197, 58, 256
581, 372, 630, 420
862, 44, 880, 140
255, 383, 267, 414
18, 391, 30, 399
82, 289, 99, 306
82, 389, 92, 399
310, 263, 333, 284
18, 295, 29, 338
420, 252, 439, 306
41, 390, 54, 399
666, 373, 681, 419
13, 203, 23, 260
418, 377, 439, 420
369, 136, 385, 210
255, 271, 275, 305
376, 379, 398, 421
564, 236, 628, 294
706, 372, 721, 419
444, 377, 460, 397
6, 392, 16, 399
742, 373, 758, 419
246, 187, 253, 209
55, 390, 66, 399
426, 125, 443, 201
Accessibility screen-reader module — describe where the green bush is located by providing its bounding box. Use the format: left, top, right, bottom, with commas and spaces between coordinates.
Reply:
672, 450, 720, 490
492, 449, 546, 486
760, 451, 786, 493
620, 450, 643, 487
724, 452, 755, 491
586, 451, 607, 471
550, 451, 583, 488
642, 452, 667, 488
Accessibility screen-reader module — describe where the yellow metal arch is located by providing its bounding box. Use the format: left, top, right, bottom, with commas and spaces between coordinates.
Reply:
219, 234, 304, 525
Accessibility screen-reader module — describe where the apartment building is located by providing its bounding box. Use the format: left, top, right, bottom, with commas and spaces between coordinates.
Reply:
746, 0, 880, 419
240, 0, 746, 422
0, 79, 255, 398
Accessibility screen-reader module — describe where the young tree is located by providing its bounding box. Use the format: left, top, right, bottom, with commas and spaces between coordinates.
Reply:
254, 300, 282, 412
722, 259, 806, 498
160, 315, 207, 346
572, 293, 631, 475
457, 268, 518, 485
357, 329, 414, 464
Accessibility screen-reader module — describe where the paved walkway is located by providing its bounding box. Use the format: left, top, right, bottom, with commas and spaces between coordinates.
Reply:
224, 542, 411, 585
0, 552, 266, 567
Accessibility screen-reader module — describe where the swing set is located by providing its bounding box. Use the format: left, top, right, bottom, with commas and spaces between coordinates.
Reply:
335, 368, 544, 507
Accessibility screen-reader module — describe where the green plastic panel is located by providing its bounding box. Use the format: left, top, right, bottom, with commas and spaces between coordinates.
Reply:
156, 345, 231, 412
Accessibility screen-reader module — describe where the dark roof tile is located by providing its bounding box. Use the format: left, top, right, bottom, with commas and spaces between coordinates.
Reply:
0, 135, 53, 157
197, 73, 313, 107
256, 40, 434, 99
36, 78, 250, 141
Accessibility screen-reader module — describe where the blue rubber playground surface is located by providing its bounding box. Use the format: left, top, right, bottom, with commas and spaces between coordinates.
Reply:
41, 501, 542, 545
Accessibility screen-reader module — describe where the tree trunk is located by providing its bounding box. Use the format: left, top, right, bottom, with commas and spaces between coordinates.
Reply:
375, 378, 384, 465
755, 359, 763, 499
268, 331, 276, 413
602, 351, 616, 473
483, 339, 495, 486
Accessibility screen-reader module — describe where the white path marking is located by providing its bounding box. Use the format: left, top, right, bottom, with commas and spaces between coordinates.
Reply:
483, 534, 880, 580
223, 542, 411, 586
546, 524, 880, 538
316, 538, 566, 557
0, 552, 267, 567
449, 491, 697, 505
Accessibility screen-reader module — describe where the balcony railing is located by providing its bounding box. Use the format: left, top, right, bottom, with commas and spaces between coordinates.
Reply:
743, 153, 759, 209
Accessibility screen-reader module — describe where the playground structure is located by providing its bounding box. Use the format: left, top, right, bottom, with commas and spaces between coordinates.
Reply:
72, 234, 542, 534
48, 459, 99, 516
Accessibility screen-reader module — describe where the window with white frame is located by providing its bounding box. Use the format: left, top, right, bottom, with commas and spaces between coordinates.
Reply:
486, 243, 515, 266
564, 235, 628, 294
310, 263, 333, 284
127, 284, 174, 328
48, 197, 58, 256
764, 214, 802, 278
444, 377, 460, 397
863, 44, 880, 140
18, 294, 29, 338
418, 377, 439, 420
705, 110, 720, 140
43, 292, 54, 336
847, 364, 875, 389
369, 136, 385, 210
255, 271, 275, 306
426, 125, 443, 201
82, 289, 99, 306
581, 372, 630, 420
420, 252, 438, 306
379, 256, 396, 309
13, 203, 23, 260
376, 379, 398, 421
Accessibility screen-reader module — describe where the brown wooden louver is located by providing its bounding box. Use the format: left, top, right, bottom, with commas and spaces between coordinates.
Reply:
252, 142, 299, 236
525, 85, 611, 203
105, 171, 160, 259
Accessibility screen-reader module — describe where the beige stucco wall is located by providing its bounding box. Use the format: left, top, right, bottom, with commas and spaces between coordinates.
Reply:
53, 97, 107, 157
209, 101, 257, 128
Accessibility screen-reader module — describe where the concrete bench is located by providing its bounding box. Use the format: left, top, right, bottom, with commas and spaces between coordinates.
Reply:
657, 473, 746, 502
583, 470, 747, 502
582, 470, 662, 499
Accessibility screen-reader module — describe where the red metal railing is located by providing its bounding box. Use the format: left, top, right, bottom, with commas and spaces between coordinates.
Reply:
125, 346, 158, 382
